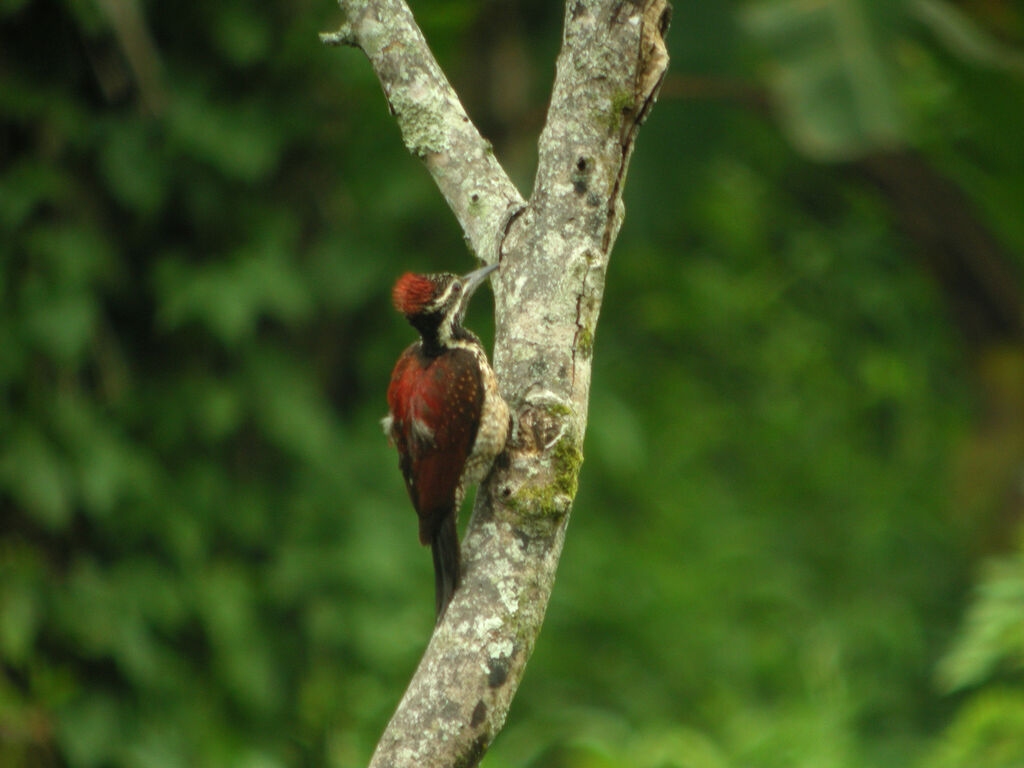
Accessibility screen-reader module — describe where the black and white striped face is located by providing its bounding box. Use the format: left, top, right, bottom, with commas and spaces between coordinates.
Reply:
391, 264, 498, 345
424, 274, 464, 323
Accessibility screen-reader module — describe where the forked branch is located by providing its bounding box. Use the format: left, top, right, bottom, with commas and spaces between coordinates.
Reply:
323, 2, 670, 766
321, 0, 525, 264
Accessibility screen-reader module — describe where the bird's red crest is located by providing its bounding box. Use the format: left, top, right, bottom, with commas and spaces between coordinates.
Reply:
392, 273, 437, 315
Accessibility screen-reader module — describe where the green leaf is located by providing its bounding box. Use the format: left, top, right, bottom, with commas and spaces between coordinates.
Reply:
20, 287, 97, 365
628, 726, 735, 768
210, 3, 272, 66
17, 223, 114, 364
0, 586, 39, 664
50, 393, 159, 518
938, 555, 1024, 692
247, 351, 338, 466
0, 159, 68, 230
307, 236, 388, 310
23, 224, 114, 288
167, 89, 283, 182
98, 120, 168, 215
742, 0, 905, 160
154, 217, 310, 344
926, 690, 1024, 768
56, 693, 122, 768
0, 428, 73, 530
0, 547, 43, 665
911, 0, 1024, 75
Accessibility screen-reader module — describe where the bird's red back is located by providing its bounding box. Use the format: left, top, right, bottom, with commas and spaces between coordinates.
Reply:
387, 344, 484, 543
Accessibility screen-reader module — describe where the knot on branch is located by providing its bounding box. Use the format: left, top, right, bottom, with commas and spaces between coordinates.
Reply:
497, 392, 581, 530
319, 24, 358, 48
513, 390, 575, 455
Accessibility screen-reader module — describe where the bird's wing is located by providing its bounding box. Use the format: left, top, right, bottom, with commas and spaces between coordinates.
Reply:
387, 348, 483, 543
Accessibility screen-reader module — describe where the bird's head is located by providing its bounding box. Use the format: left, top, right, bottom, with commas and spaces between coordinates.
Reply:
392, 263, 498, 345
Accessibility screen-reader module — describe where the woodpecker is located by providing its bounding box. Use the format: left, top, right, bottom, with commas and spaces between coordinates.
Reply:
383, 264, 509, 619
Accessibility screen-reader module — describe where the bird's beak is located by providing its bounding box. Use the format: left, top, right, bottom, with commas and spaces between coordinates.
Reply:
458, 263, 499, 311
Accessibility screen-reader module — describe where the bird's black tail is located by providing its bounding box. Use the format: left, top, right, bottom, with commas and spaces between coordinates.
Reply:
431, 513, 460, 620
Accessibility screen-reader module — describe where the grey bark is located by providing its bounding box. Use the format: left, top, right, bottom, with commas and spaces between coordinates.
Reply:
323, 2, 670, 766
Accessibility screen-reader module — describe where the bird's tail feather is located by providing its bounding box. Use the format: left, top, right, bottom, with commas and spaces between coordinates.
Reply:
431, 514, 460, 620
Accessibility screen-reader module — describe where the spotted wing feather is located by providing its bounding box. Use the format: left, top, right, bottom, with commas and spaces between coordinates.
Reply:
386, 344, 484, 544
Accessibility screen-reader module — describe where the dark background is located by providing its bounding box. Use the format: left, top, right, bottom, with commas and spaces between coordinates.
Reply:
2, 0, 1024, 766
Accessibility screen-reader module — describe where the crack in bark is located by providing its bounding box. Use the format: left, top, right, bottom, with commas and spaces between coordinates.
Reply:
498, 204, 528, 266
570, 255, 598, 390
572, 288, 585, 390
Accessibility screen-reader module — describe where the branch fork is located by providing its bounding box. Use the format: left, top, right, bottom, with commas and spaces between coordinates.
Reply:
323, 2, 669, 765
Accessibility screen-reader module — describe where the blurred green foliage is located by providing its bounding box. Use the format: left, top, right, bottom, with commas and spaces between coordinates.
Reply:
2, 0, 1023, 767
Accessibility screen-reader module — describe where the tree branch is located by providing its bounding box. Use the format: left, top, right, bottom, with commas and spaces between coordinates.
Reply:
325, 2, 670, 766
320, 0, 525, 265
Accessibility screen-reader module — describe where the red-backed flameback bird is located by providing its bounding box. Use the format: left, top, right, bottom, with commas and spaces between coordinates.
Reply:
383, 264, 510, 619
